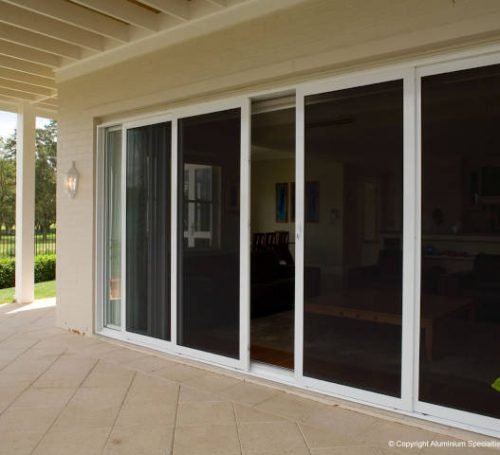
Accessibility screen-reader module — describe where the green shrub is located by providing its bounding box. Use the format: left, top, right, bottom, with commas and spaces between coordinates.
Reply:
34, 254, 56, 283
0, 254, 56, 289
0, 258, 15, 289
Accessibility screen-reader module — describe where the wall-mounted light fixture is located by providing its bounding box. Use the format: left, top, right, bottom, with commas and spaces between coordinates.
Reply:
64, 161, 80, 199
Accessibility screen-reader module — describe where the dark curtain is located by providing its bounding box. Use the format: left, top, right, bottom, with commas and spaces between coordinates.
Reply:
126, 122, 171, 341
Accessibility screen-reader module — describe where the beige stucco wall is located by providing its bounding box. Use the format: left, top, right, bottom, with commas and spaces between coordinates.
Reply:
56, 0, 500, 333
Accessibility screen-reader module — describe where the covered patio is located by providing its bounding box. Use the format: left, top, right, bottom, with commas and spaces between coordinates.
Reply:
0, 299, 496, 455
2, 0, 500, 447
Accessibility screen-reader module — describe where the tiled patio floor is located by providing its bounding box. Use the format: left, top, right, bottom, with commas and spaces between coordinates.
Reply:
0, 300, 498, 455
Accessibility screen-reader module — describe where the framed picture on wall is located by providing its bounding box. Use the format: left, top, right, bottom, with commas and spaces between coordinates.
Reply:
276, 182, 288, 222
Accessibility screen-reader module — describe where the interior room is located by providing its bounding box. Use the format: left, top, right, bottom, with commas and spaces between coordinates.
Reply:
250, 96, 296, 369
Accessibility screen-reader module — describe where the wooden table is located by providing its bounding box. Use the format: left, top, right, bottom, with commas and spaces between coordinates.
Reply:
305, 289, 473, 360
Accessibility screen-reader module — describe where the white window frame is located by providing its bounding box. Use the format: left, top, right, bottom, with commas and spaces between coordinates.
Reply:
95, 47, 500, 438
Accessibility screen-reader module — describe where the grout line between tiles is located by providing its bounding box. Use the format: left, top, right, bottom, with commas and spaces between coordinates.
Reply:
232, 401, 244, 455
296, 422, 312, 455
168, 383, 181, 455
0, 348, 66, 419
29, 358, 100, 455
100, 370, 137, 454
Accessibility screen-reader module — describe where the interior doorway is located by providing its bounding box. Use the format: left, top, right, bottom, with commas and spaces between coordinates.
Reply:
250, 95, 296, 369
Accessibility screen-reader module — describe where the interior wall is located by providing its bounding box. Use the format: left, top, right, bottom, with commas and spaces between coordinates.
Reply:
251, 158, 294, 235
304, 158, 344, 275
56, 0, 500, 333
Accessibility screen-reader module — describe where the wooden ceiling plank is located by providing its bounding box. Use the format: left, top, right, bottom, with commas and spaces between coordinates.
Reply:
0, 55, 54, 78
0, 67, 54, 88
205, 0, 226, 7
0, 23, 81, 59
136, 0, 189, 21
0, 3, 104, 51
72, 0, 160, 32
0, 86, 37, 101
0, 76, 53, 96
0, 40, 62, 67
4, 0, 131, 42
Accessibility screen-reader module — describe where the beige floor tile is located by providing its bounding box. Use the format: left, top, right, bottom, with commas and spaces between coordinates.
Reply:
0, 406, 60, 433
115, 402, 177, 427
311, 447, 385, 455
11, 386, 75, 408
0, 354, 59, 383
82, 360, 134, 388
34, 354, 96, 388
154, 363, 205, 382
173, 424, 241, 455
217, 380, 282, 405
299, 407, 378, 448
124, 372, 179, 405
362, 420, 440, 447
234, 403, 287, 423
96, 347, 146, 364
121, 355, 178, 373
33, 426, 110, 455
184, 370, 242, 393
103, 422, 174, 455
0, 430, 45, 455
238, 421, 310, 454
256, 392, 325, 423
179, 384, 220, 402
177, 401, 236, 427
0, 384, 27, 412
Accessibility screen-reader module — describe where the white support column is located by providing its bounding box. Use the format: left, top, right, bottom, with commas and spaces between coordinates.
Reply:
15, 103, 36, 304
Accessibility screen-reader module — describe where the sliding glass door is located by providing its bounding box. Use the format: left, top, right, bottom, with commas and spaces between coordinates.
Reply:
177, 108, 242, 360
126, 121, 171, 341
418, 62, 500, 421
300, 78, 405, 399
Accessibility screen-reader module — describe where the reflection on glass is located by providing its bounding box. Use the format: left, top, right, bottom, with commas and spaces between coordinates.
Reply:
420, 64, 500, 419
184, 164, 220, 248
304, 81, 403, 397
126, 122, 171, 340
178, 109, 240, 359
104, 128, 122, 328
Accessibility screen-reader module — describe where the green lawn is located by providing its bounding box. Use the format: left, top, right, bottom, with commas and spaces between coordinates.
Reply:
0, 280, 56, 305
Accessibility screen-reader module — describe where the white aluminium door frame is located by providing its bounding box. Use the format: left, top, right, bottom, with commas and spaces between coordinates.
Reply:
295, 67, 417, 412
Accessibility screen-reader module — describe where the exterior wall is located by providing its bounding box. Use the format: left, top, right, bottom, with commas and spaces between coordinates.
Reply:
56, 0, 500, 333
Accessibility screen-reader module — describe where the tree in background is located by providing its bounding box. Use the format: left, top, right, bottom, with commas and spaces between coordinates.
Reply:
0, 120, 57, 235
0, 138, 16, 234
35, 120, 57, 235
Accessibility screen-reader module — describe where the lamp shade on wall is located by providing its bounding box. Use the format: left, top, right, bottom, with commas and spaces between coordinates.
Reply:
64, 161, 80, 198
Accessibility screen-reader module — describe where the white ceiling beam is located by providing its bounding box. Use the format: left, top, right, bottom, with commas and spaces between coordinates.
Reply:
136, 0, 190, 22
0, 86, 37, 101
4, 0, 131, 42
0, 77, 53, 96
0, 55, 54, 78
0, 67, 54, 89
0, 3, 105, 51
0, 40, 62, 67
0, 23, 81, 60
71, 0, 160, 32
